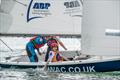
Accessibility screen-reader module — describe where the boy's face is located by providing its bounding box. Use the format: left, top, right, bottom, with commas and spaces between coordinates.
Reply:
52, 46, 58, 52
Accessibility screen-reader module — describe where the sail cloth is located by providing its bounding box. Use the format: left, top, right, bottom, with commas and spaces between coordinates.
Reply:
0, 0, 1, 6
0, 0, 82, 35
0, 0, 15, 13
82, 0, 120, 56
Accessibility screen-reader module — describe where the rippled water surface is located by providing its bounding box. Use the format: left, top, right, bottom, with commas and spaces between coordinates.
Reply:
0, 68, 120, 80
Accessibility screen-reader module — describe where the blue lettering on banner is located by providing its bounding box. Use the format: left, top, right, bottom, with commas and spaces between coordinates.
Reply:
33, 3, 50, 9
27, 0, 51, 22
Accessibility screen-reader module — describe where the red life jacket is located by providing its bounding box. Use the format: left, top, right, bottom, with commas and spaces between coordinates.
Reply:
30, 36, 44, 49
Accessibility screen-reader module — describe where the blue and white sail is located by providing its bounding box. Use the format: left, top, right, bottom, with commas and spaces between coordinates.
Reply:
82, 0, 120, 56
0, 0, 82, 35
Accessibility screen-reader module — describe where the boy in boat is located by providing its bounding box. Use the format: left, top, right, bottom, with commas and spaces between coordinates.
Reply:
46, 43, 69, 63
26, 35, 50, 62
45, 36, 67, 62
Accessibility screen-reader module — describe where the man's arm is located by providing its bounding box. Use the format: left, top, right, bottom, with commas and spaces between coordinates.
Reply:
54, 36, 67, 50
44, 59, 49, 71
44, 52, 53, 71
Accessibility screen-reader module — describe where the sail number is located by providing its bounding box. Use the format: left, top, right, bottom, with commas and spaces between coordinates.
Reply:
64, 0, 80, 8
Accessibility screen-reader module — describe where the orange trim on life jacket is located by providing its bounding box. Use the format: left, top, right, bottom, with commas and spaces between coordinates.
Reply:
52, 52, 57, 62
51, 51, 63, 62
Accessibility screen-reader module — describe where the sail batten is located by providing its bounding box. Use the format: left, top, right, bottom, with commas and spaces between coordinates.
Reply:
106, 29, 120, 36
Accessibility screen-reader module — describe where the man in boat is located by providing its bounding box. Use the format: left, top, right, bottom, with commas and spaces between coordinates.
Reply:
45, 36, 67, 62
26, 35, 50, 62
46, 43, 68, 62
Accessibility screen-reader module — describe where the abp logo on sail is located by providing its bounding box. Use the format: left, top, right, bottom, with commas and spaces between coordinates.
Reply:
27, 0, 51, 22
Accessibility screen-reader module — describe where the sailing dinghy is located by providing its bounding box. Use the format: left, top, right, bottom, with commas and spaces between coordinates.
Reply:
0, 0, 120, 72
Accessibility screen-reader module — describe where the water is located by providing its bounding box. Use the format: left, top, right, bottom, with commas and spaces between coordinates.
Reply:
0, 37, 120, 80
0, 68, 120, 80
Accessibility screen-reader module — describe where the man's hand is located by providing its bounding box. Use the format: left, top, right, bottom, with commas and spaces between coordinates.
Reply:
37, 49, 42, 56
38, 52, 42, 56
